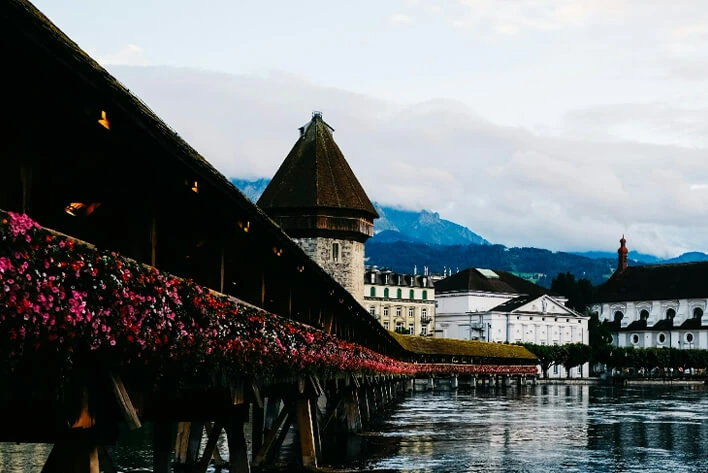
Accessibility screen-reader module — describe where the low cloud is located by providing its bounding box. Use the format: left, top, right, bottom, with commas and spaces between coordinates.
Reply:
96, 44, 149, 66
109, 66, 708, 258
390, 14, 413, 25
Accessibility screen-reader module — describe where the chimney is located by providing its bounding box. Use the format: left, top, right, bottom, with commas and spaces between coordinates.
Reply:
617, 235, 628, 272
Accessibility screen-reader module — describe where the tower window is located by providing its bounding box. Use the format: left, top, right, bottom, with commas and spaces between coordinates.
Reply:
396, 288, 402, 299
383, 288, 389, 298
332, 242, 340, 262
370, 287, 376, 297
422, 290, 428, 300
409, 289, 415, 299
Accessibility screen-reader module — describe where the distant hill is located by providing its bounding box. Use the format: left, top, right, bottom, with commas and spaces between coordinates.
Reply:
230, 177, 707, 288
373, 204, 489, 246
364, 240, 617, 288
571, 250, 661, 264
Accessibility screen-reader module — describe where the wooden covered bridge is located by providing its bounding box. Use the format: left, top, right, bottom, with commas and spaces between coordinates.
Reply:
0, 1, 537, 471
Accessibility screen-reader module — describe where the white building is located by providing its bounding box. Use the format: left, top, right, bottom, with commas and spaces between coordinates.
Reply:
592, 237, 708, 350
435, 268, 589, 378
364, 267, 435, 336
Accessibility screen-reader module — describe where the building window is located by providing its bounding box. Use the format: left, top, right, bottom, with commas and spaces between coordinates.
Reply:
614, 311, 624, 325
384, 288, 389, 299
658, 333, 666, 344
383, 321, 389, 329
694, 308, 704, 321
640, 310, 649, 321
332, 242, 340, 262
369, 306, 376, 316
383, 306, 389, 317
686, 333, 695, 344
421, 326, 428, 336
421, 308, 427, 317
396, 307, 402, 317
384, 274, 389, 284
422, 290, 428, 300
409, 289, 415, 299
408, 323, 414, 334
370, 272, 376, 283
553, 365, 559, 375
396, 288, 402, 299
408, 307, 415, 317
370, 287, 376, 297
666, 308, 676, 321
631, 334, 639, 345
395, 321, 403, 331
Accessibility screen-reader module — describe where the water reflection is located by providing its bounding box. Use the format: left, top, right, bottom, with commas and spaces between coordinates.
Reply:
1, 385, 706, 473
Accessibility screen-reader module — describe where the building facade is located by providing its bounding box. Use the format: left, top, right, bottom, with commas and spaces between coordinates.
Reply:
364, 267, 435, 336
258, 112, 378, 305
435, 268, 589, 378
591, 237, 708, 350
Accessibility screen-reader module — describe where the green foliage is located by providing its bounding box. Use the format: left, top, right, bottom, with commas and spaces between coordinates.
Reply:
550, 272, 594, 312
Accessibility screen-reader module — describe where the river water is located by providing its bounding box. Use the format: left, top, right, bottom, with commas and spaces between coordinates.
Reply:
2, 384, 707, 473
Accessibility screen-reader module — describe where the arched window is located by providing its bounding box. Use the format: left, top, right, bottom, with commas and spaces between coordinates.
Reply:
422, 290, 428, 300
666, 308, 676, 320
383, 288, 389, 299
614, 311, 624, 324
370, 287, 376, 297
396, 288, 402, 299
640, 310, 649, 321
409, 289, 415, 299
694, 307, 704, 321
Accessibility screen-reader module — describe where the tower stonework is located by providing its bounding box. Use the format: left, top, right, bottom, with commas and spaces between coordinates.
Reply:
258, 112, 377, 305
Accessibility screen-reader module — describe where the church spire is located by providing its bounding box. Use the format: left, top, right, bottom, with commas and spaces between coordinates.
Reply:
617, 235, 628, 272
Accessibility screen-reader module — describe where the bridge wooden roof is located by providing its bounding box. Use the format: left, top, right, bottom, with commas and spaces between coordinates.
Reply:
390, 332, 537, 362
1, 0, 400, 357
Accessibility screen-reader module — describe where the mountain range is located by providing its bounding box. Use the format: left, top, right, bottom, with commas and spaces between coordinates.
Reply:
230, 178, 708, 287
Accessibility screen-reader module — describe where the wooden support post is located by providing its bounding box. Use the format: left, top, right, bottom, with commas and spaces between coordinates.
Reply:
174, 422, 203, 467
343, 388, 362, 433
252, 402, 264, 457
324, 312, 334, 334
310, 396, 323, 463
260, 271, 265, 307
153, 422, 172, 473
197, 422, 224, 473
321, 394, 343, 431
359, 387, 370, 424
225, 413, 251, 473
109, 373, 141, 430
41, 440, 99, 473
263, 397, 281, 433
253, 403, 290, 466
295, 398, 318, 468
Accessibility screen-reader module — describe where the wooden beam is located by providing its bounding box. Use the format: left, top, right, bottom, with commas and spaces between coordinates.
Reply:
226, 414, 251, 473
109, 373, 141, 430
152, 422, 172, 473
295, 398, 318, 468
196, 421, 223, 473
253, 404, 290, 466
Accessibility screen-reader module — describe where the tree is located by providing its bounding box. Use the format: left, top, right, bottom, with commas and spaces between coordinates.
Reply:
550, 272, 594, 312
559, 343, 592, 377
521, 343, 558, 378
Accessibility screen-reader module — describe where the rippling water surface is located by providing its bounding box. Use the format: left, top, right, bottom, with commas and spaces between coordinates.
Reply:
2, 384, 707, 472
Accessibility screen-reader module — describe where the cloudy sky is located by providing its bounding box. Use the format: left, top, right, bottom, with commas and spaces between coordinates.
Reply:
33, 0, 708, 257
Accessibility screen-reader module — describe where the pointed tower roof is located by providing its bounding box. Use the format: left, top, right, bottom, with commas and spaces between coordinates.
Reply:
258, 112, 378, 242
258, 112, 378, 218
